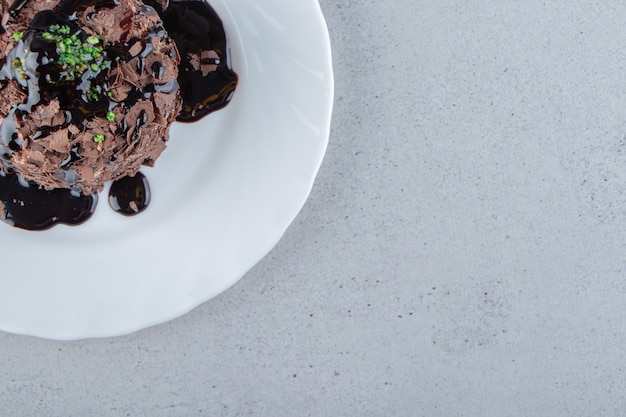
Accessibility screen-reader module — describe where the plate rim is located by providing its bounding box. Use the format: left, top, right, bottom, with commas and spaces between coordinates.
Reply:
0, 0, 334, 340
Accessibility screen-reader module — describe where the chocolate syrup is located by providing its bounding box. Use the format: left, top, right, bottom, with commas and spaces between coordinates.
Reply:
0, 0, 237, 231
0, 170, 97, 230
108, 172, 150, 215
147, 0, 238, 122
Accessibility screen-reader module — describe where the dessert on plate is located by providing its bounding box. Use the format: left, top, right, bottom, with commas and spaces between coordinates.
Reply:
0, 0, 237, 229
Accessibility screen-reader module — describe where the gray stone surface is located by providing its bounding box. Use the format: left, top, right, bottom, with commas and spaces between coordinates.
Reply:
2, 0, 626, 415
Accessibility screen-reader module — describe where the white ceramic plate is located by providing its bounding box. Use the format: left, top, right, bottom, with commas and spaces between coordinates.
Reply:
0, 0, 333, 339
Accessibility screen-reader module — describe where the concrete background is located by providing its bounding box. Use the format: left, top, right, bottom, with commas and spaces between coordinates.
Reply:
2, 0, 626, 415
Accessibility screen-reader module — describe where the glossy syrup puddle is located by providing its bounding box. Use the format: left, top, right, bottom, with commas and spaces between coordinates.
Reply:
0, 170, 96, 230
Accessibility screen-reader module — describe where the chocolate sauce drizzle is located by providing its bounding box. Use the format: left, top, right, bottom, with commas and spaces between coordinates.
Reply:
0, 170, 97, 230
146, 0, 237, 122
0, 0, 237, 230
108, 171, 150, 215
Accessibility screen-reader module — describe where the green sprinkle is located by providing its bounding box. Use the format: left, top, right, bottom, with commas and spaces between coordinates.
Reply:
93, 134, 105, 143
12, 31, 23, 41
40, 24, 110, 84
106, 111, 115, 121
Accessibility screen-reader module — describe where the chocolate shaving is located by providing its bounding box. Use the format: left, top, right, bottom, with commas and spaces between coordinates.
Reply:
200, 50, 220, 76
0, 81, 26, 118
46, 129, 70, 153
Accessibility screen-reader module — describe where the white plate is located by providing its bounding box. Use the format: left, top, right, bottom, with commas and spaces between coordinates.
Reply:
0, 0, 333, 339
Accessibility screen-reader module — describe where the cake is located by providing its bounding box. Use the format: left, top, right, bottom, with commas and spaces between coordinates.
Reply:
0, 0, 181, 194
0, 0, 237, 229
